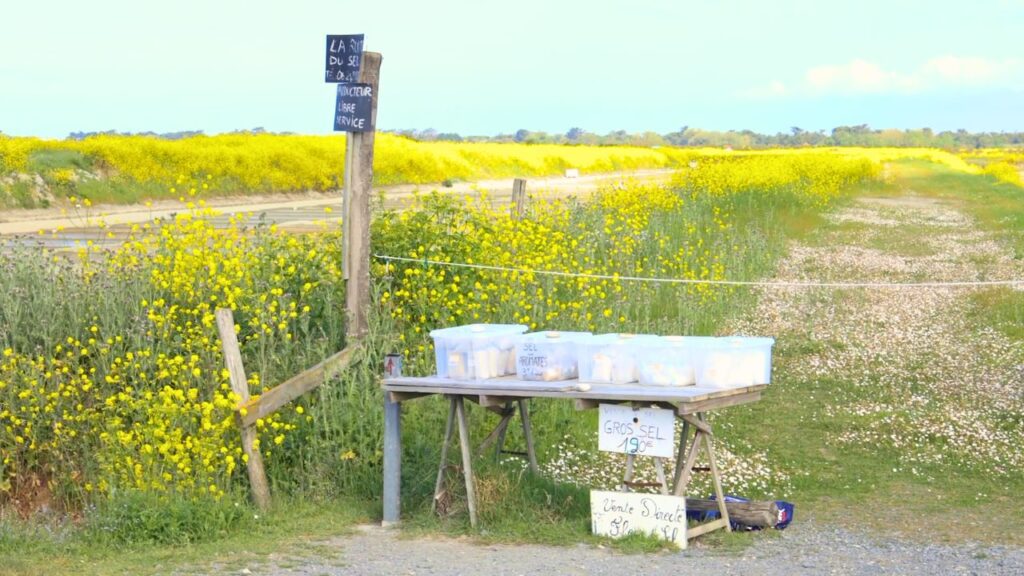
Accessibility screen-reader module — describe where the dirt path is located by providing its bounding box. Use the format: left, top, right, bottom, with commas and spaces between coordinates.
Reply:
180, 176, 1024, 575
0, 169, 674, 236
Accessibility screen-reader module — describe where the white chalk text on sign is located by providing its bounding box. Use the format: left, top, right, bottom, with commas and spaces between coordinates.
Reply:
590, 490, 688, 548
597, 404, 674, 458
325, 34, 364, 83
334, 83, 373, 133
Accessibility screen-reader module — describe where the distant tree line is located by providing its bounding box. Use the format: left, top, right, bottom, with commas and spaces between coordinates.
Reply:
384, 125, 1024, 149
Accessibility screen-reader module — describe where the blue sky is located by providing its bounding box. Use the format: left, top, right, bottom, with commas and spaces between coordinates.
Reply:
1, 0, 1022, 138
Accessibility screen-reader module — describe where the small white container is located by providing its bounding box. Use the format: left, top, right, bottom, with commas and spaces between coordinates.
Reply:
696, 336, 775, 388
430, 324, 528, 380
515, 331, 591, 381
636, 336, 715, 386
578, 333, 657, 384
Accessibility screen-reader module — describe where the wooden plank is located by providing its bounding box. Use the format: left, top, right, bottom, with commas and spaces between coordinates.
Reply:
214, 309, 271, 511
686, 518, 729, 539
680, 414, 713, 435
240, 345, 357, 427
388, 391, 432, 403
479, 395, 517, 408
676, 391, 761, 415
345, 51, 382, 339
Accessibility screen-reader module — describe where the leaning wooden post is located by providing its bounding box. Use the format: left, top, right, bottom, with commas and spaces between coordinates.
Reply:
345, 51, 382, 339
215, 308, 271, 511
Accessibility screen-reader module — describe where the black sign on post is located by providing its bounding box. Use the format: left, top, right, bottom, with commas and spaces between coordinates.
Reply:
334, 83, 374, 132
325, 34, 365, 82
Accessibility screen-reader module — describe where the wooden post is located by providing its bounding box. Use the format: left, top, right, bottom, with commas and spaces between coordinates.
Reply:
511, 178, 526, 219
215, 309, 271, 511
345, 51, 382, 339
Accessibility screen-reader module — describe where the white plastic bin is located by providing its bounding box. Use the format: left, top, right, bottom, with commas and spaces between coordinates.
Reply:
578, 333, 657, 384
696, 336, 775, 388
636, 336, 715, 386
515, 331, 591, 381
430, 324, 528, 380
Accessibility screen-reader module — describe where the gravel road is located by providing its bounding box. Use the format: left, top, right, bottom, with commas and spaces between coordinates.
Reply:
209, 521, 1024, 576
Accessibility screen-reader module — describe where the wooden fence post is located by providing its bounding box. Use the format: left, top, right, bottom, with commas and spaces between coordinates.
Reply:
215, 309, 271, 510
345, 51, 382, 339
511, 178, 526, 219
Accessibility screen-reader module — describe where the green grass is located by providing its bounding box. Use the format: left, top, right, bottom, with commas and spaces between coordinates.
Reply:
0, 497, 373, 576
26, 149, 94, 173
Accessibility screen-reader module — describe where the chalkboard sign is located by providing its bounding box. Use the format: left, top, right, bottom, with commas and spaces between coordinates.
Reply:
325, 34, 364, 83
334, 83, 374, 132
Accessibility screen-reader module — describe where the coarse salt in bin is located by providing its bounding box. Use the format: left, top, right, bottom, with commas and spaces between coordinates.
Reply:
578, 333, 657, 384
515, 331, 591, 381
696, 336, 775, 388
636, 335, 716, 386
429, 324, 528, 380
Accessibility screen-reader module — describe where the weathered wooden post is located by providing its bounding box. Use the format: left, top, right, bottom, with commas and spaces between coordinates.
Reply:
216, 309, 271, 510
344, 53, 381, 339
327, 34, 380, 339
511, 178, 526, 219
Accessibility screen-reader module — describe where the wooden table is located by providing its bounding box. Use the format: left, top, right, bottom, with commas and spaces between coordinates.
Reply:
381, 375, 766, 541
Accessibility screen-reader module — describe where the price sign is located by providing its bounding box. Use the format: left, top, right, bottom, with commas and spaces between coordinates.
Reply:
597, 404, 674, 458
334, 83, 373, 132
325, 34, 364, 82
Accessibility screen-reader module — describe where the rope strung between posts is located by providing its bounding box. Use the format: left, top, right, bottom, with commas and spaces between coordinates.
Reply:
372, 254, 1024, 289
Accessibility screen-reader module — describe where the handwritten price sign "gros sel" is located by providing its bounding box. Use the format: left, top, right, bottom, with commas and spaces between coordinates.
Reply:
597, 404, 674, 458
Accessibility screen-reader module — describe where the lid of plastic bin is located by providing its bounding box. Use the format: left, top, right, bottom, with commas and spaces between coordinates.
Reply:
658, 335, 717, 347
429, 323, 528, 338
519, 330, 592, 341
714, 336, 776, 348
585, 333, 658, 345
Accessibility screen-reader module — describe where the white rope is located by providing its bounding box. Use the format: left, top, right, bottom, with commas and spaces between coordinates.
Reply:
373, 254, 1023, 289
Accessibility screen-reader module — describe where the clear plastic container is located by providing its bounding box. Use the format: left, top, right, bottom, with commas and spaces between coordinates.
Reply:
429, 324, 528, 380
696, 336, 775, 388
578, 333, 658, 384
636, 336, 715, 386
515, 331, 591, 381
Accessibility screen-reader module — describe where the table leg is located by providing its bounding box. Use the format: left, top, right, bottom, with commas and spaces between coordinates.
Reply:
653, 457, 669, 495
454, 395, 478, 528
382, 393, 402, 526
700, 413, 732, 532
433, 397, 457, 512
673, 419, 691, 489
621, 453, 636, 491
673, 426, 703, 497
518, 399, 539, 473
494, 402, 512, 460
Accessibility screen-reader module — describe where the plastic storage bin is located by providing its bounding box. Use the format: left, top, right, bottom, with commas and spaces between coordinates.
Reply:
636, 336, 715, 386
578, 333, 657, 384
430, 324, 528, 380
696, 337, 775, 388
515, 331, 591, 381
